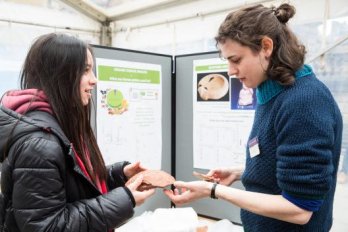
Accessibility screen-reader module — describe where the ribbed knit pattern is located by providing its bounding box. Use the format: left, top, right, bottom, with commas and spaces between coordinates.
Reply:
241, 66, 343, 232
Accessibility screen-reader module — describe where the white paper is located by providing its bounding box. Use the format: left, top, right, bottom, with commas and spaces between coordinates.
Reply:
117, 208, 198, 232
208, 219, 243, 232
193, 58, 255, 169
96, 58, 162, 169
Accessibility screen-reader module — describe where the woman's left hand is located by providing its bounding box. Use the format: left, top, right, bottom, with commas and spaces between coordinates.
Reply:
163, 181, 212, 205
123, 161, 146, 180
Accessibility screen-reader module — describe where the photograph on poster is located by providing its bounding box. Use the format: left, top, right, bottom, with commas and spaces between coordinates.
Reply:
230, 78, 256, 110
196, 72, 229, 102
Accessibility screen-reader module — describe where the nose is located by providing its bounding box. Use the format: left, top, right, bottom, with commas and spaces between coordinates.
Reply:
227, 64, 238, 76
90, 72, 97, 85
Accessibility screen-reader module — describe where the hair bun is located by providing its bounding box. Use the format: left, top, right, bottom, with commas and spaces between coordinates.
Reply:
274, 3, 295, 24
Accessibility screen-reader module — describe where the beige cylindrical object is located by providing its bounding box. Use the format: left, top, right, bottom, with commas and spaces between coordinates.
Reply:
197, 74, 229, 100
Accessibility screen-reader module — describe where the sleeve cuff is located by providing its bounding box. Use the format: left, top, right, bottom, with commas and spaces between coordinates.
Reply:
123, 186, 136, 207
107, 161, 131, 189
282, 191, 324, 212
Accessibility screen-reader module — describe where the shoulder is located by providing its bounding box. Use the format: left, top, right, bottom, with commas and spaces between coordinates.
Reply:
9, 131, 66, 170
8, 112, 69, 169
278, 74, 337, 113
273, 74, 341, 134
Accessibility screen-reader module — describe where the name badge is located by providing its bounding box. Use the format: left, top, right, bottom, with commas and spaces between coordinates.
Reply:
248, 136, 260, 158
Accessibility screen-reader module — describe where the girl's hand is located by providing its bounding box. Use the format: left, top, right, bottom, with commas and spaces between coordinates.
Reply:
126, 174, 155, 206
123, 161, 146, 180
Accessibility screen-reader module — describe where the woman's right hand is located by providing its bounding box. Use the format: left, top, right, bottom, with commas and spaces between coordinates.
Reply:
206, 167, 243, 186
126, 175, 155, 206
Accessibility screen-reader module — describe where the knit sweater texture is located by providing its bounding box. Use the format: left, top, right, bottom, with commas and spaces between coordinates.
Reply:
241, 65, 343, 232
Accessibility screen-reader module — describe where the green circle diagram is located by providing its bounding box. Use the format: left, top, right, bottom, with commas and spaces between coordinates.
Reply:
106, 89, 123, 109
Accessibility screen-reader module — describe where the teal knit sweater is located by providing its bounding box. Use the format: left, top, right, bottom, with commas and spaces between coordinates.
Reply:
241, 65, 343, 232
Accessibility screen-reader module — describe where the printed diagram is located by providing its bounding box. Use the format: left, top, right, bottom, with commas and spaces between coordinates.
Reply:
193, 58, 254, 169
100, 89, 128, 115
194, 124, 249, 169
96, 59, 162, 168
129, 88, 158, 101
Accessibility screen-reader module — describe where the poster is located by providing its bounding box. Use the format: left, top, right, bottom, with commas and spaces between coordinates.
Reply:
193, 58, 255, 169
96, 58, 162, 169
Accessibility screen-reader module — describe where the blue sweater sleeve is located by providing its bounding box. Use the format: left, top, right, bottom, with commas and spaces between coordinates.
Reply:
282, 191, 324, 211
275, 76, 337, 201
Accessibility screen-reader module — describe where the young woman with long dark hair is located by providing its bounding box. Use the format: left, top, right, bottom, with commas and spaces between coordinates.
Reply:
0, 33, 155, 231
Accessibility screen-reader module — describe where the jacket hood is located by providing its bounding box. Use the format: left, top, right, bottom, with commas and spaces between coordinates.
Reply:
1, 89, 52, 115
0, 106, 70, 162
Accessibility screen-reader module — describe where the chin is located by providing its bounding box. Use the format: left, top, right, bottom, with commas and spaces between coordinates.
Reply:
243, 83, 252, 88
82, 99, 89, 106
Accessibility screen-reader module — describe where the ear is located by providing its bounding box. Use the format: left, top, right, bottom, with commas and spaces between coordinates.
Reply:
261, 36, 273, 58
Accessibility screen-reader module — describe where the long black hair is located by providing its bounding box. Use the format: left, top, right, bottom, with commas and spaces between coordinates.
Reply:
20, 33, 106, 183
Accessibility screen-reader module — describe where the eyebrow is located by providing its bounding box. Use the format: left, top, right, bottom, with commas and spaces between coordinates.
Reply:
226, 55, 237, 60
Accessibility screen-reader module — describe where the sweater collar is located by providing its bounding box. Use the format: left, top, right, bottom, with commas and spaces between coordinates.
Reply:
256, 65, 313, 105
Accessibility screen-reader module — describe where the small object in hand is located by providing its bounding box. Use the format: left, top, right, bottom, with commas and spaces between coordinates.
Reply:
192, 171, 215, 182
126, 170, 175, 191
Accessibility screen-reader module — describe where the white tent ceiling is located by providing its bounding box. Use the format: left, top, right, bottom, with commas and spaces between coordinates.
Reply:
19, 0, 325, 23
1, 0, 347, 54
60, 0, 205, 22
7, 0, 346, 29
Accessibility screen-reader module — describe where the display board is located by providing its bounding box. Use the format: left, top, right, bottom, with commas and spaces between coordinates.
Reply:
91, 45, 173, 215
90, 47, 247, 223
175, 52, 245, 224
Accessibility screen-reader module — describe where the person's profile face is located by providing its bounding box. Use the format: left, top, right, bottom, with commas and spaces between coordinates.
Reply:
80, 49, 97, 106
219, 39, 268, 89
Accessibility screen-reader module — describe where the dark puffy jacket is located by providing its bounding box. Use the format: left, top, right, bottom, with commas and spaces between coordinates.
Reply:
0, 106, 135, 231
